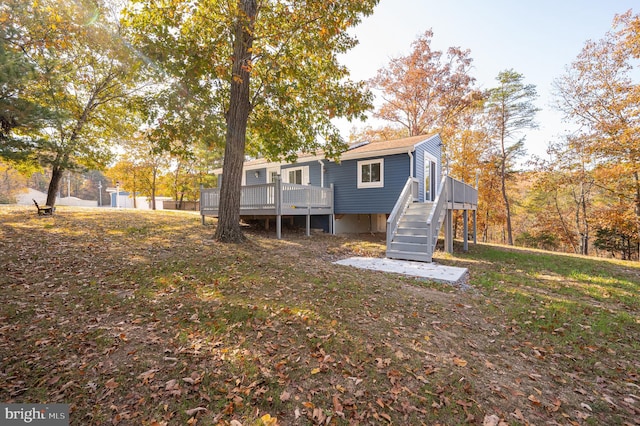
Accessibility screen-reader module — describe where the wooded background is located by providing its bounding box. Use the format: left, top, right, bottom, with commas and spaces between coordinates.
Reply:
1, 1, 638, 259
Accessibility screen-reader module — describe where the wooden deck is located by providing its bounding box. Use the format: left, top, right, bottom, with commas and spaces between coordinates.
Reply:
200, 179, 334, 238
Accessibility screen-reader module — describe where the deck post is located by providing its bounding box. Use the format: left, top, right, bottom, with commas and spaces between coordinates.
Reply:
463, 210, 469, 252
306, 187, 311, 236
330, 184, 335, 235
445, 209, 453, 254
443, 177, 454, 254
275, 176, 282, 239
473, 210, 477, 244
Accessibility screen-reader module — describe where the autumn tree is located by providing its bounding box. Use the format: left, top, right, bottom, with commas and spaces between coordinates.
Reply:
485, 69, 539, 246
0, 160, 33, 203
4, 0, 144, 208
347, 125, 408, 145
124, 0, 377, 242
163, 143, 220, 206
0, 15, 47, 165
553, 10, 640, 258
527, 136, 597, 254
368, 29, 478, 167
107, 159, 144, 208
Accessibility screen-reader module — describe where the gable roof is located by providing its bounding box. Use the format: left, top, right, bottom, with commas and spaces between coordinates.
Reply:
215, 134, 439, 173
340, 134, 438, 160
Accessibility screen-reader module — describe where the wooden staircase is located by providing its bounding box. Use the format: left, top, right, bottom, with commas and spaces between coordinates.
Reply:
386, 176, 478, 263
386, 202, 441, 262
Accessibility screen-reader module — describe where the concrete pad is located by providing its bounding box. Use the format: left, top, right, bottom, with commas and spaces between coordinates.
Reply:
334, 257, 469, 286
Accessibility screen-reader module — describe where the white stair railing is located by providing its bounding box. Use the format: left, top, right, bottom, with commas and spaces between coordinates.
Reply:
386, 177, 418, 250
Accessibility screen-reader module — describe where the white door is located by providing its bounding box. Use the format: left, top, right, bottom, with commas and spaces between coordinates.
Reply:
424, 158, 436, 201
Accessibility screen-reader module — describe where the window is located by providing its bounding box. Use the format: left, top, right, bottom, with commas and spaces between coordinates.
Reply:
266, 168, 279, 183
283, 166, 307, 185
357, 159, 384, 188
289, 169, 303, 184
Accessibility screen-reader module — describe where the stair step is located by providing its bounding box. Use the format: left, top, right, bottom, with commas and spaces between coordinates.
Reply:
398, 219, 429, 228
395, 226, 429, 236
392, 234, 430, 244
408, 202, 433, 209
386, 250, 433, 263
400, 213, 429, 220
389, 241, 430, 253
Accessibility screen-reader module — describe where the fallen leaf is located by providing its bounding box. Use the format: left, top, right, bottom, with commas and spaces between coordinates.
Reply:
105, 378, 119, 389
280, 391, 291, 402
332, 395, 343, 414
185, 407, 207, 416
260, 414, 278, 425
379, 412, 392, 423
453, 357, 468, 367
312, 407, 325, 423
137, 369, 158, 382
511, 408, 524, 421
483, 414, 500, 426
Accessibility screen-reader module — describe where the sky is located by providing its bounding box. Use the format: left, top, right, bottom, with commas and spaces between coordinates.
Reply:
335, 0, 636, 160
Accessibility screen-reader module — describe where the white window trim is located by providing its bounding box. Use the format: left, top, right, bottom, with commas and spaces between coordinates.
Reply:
357, 158, 384, 189
266, 167, 280, 183
282, 166, 309, 185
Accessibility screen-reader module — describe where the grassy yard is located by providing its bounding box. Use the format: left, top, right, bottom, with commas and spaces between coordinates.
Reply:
1, 206, 638, 425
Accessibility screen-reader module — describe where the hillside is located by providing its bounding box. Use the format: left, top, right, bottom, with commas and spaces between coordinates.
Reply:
1, 206, 638, 425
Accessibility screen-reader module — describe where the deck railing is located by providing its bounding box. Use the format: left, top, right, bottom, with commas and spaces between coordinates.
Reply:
201, 181, 333, 212
240, 183, 276, 209
281, 183, 333, 208
386, 177, 419, 248
446, 177, 478, 206
201, 177, 334, 238
427, 176, 478, 253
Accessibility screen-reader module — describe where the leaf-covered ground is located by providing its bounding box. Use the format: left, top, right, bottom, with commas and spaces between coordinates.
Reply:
1, 206, 639, 425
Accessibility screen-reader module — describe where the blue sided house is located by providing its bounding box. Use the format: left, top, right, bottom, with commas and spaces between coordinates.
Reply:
201, 134, 478, 262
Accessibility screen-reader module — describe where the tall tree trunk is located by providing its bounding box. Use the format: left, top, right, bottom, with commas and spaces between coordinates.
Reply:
500, 148, 514, 245
634, 170, 640, 260
46, 164, 63, 207
483, 208, 489, 243
553, 189, 578, 253
151, 167, 157, 210
580, 183, 589, 255
215, 0, 257, 243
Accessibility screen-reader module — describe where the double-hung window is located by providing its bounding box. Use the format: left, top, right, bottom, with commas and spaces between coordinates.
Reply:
357, 159, 384, 188
283, 166, 307, 185
289, 169, 303, 184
